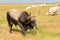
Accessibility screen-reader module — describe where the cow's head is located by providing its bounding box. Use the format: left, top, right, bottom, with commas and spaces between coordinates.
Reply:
27, 13, 37, 30
19, 12, 37, 30
29, 17, 36, 30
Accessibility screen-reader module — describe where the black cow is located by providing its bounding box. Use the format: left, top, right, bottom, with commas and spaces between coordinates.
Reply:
6, 9, 36, 35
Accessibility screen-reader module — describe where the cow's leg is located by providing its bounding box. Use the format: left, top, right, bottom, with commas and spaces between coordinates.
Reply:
23, 25, 28, 32
7, 19, 13, 33
9, 23, 13, 33
22, 26, 27, 35
7, 12, 13, 33
7, 20, 13, 33
54, 11, 58, 15
17, 22, 26, 35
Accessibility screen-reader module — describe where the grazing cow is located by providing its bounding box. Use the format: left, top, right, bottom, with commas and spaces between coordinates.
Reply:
46, 5, 60, 16
32, 5, 37, 8
46, 6, 58, 16
25, 6, 32, 10
6, 9, 36, 35
40, 4, 46, 7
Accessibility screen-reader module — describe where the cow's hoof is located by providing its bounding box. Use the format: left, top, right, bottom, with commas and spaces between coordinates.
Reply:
10, 31, 12, 33
22, 31, 26, 36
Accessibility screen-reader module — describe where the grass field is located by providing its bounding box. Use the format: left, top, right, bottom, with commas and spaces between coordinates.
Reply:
0, 4, 60, 40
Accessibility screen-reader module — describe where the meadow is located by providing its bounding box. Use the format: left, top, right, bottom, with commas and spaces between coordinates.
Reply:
0, 4, 60, 40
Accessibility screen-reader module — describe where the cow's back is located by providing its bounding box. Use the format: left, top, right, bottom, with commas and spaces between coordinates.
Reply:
8, 9, 25, 21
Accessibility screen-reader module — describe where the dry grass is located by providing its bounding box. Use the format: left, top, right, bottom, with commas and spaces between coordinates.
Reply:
0, 4, 60, 40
